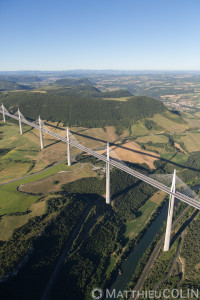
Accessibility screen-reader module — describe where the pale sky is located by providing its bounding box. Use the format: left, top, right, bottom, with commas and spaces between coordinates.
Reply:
0, 0, 200, 71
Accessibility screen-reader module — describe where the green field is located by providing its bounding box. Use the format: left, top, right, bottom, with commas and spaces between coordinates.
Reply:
179, 132, 200, 152
149, 113, 189, 132
0, 122, 41, 182
0, 122, 40, 151
19, 163, 97, 194
131, 121, 151, 136
170, 152, 189, 164
0, 161, 71, 215
0, 161, 97, 241
136, 134, 169, 144
103, 96, 131, 101
125, 200, 157, 239
0, 199, 47, 241
0, 121, 72, 183
105, 255, 117, 275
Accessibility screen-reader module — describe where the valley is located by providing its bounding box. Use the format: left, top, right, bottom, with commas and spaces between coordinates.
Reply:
0, 73, 200, 299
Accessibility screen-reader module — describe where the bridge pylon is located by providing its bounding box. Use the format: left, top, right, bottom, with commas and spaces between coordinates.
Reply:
67, 127, 71, 166
164, 169, 176, 251
106, 142, 111, 204
39, 116, 44, 149
2, 104, 5, 122
18, 108, 23, 135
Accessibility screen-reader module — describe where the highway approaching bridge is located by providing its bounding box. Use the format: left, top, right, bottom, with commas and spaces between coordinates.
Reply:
1, 104, 200, 251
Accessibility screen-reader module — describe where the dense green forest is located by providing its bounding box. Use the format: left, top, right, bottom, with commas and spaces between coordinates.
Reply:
0, 163, 156, 299
180, 215, 200, 290
0, 80, 168, 130
1, 90, 166, 128
62, 161, 155, 221
179, 151, 200, 183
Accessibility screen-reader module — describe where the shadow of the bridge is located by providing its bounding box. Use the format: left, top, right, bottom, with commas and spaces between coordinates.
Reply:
42, 121, 200, 174
111, 180, 141, 201
45, 140, 61, 149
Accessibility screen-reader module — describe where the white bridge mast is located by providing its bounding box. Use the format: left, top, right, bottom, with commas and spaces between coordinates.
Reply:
39, 116, 44, 149
67, 127, 71, 166
2, 106, 200, 252
164, 169, 176, 251
106, 142, 111, 204
18, 108, 23, 135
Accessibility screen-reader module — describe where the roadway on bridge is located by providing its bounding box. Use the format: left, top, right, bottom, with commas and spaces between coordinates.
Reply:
1, 108, 200, 211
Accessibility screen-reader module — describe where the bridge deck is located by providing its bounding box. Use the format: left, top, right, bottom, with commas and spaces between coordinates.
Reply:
1, 108, 200, 210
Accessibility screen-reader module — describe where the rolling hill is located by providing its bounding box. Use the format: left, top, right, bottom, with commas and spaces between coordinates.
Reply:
0, 81, 173, 130
0, 80, 31, 91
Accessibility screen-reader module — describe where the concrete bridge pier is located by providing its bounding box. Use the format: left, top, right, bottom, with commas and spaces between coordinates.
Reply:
39, 116, 44, 149
164, 169, 176, 252
106, 142, 111, 204
2, 104, 5, 122
18, 108, 23, 135
67, 127, 71, 166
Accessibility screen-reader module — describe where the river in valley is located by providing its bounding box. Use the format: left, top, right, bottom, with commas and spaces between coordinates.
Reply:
110, 201, 169, 292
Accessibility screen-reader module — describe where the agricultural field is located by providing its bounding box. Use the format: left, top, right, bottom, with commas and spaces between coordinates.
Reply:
0, 198, 47, 241
69, 125, 121, 149
19, 163, 97, 194
96, 140, 160, 169
178, 132, 200, 153
1, 104, 199, 218
131, 121, 153, 137
136, 135, 169, 144
0, 161, 70, 215
148, 113, 189, 133
102, 96, 131, 101
93, 73, 200, 113
1, 73, 200, 300
0, 121, 66, 182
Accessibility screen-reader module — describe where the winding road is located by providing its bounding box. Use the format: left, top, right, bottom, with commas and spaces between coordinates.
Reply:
0, 160, 66, 187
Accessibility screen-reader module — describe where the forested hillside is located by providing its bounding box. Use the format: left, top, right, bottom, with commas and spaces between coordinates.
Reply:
1, 88, 166, 128
0, 75, 41, 84
0, 81, 30, 91
0, 164, 156, 299
54, 78, 94, 86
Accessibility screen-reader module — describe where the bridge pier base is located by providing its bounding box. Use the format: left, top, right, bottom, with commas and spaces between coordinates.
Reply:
164, 169, 176, 252
67, 127, 71, 166
106, 142, 111, 205
18, 109, 23, 135
39, 116, 44, 149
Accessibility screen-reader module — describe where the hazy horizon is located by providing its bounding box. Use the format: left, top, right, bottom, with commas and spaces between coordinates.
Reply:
1, 69, 200, 73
